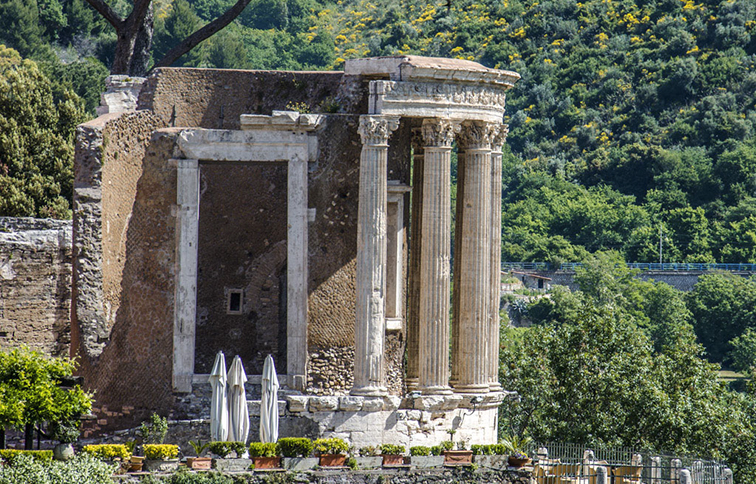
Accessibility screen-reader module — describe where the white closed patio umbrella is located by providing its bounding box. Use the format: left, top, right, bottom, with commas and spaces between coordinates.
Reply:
227, 355, 250, 444
209, 351, 229, 442
260, 354, 280, 443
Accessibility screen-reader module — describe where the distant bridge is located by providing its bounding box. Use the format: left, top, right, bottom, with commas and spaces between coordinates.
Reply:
502, 262, 756, 292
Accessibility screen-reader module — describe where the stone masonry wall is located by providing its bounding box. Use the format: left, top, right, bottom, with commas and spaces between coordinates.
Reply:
0, 217, 72, 357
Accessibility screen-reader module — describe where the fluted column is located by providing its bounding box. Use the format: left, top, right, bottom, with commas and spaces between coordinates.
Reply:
418, 118, 459, 395
352, 115, 400, 397
487, 124, 508, 392
406, 130, 424, 391
453, 120, 495, 394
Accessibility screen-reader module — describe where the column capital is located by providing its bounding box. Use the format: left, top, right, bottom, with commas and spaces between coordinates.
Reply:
421, 118, 460, 148
458, 120, 499, 150
491, 124, 510, 152
358, 115, 400, 146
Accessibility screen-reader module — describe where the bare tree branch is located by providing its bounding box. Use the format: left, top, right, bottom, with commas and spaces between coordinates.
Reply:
150, 0, 253, 71
81, 0, 123, 29
125, 0, 152, 31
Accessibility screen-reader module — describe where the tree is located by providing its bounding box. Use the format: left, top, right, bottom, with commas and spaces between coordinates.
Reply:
0, 347, 92, 450
82, 0, 255, 75
0, 45, 88, 218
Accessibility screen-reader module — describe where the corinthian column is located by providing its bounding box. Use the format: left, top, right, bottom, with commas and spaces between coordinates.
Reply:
406, 130, 424, 391
352, 115, 400, 397
488, 124, 508, 392
418, 118, 459, 395
452, 120, 495, 394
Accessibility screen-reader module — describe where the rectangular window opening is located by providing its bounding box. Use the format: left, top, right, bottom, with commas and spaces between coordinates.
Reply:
227, 289, 244, 315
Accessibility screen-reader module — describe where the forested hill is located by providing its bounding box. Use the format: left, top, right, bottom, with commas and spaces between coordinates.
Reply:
1, 0, 755, 264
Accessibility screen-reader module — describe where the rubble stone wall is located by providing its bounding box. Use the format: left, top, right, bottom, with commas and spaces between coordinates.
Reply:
0, 217, 72, 357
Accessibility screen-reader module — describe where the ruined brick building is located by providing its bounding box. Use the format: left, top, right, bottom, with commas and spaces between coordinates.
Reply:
70, 56, 519, 447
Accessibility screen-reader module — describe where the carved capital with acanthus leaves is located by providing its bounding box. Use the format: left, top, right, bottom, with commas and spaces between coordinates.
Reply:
358, 115, 400, 146
458, 120, 500, 150
421, 118, 460, 148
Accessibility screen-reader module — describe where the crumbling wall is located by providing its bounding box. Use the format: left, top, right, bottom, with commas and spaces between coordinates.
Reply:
0, 217, 72, 357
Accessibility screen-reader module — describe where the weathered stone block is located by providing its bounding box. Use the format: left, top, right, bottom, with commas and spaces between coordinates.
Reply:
339, 396, 363, 411
309, 396, 339, 412
212, 458, 252, 472
362, 398, 384, 412
286, 396, 308, 413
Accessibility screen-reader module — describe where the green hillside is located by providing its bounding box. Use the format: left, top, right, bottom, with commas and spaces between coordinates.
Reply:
1, 1, 754, 263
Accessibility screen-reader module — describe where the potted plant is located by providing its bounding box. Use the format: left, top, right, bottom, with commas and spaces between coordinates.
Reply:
81, 444, 133, 472
502, 435, 533, 468
139, 413, 168, 445
355, 446, 382, 469
249, 442, 281, 469
380, 444, 406, 466
472, 443, 509, 468
278, 437, 317, 471
186, 440, 211, 470
50, 420, 80, 462
443, 440, 472, 465
313, 438, 348, 467
208, 441, 251, 472
410, 446, 445, 468
142, 444, 180, 472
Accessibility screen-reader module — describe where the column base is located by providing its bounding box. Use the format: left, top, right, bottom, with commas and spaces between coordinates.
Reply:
489, 382, 503, 392
420, 385, 453, 395
350, 385, 387, 397
453, 383, 491, 394
405, 378, 419, 392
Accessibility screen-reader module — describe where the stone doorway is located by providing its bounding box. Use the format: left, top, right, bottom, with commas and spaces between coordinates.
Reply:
194, 162, 288, 376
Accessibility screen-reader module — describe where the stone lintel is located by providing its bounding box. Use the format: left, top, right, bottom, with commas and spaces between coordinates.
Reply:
240, 110, 323, 131
175, 129, 315, 162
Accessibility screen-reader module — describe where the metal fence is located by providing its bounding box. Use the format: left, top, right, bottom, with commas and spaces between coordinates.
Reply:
502, 262, 756, 272
527, 442, 734, 484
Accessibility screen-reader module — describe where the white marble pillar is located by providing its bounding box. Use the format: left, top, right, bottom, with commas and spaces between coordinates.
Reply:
406, 131, 424, 391
352, 115, 400, 397
487, 125, 508, 391
418, 118, 458, 395
453, 121, 495, 394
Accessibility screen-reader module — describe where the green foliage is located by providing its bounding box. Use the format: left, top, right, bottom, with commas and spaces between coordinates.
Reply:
161, 467, 233, 484
143, 444, 179, 460
500, 257, 756, 480
379, 444, 405, 455
276, 437, 313, 457
0, 453, 116, 484
248, 442, 278, 457
687, 272, 756, 363
188, 440, 209, 456
313, 438, 348, 455
728, 328, 756, 373
81, 444, 131, 461
0, 450, 54, 464
0, 346, 92, 433
48, 420, 80, 443
154, 0, 204, 67
207, 441, 246, 458
139, 413, 168, 444
358, 445, 378, 456
409, 446, 430, 456
0, 45, 87, 218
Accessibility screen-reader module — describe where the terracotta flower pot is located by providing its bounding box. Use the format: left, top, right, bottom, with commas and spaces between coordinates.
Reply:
187, 457, 212, 470
319, 454, 347, 467
444, 450, 473, 465
382, 454, 405, 466
253, 456, 282, 469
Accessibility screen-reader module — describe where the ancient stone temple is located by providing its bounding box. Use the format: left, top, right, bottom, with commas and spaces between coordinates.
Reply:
71, 56, 519, 447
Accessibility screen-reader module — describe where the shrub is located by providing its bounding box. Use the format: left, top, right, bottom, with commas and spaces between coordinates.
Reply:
313, 438, 348, 455
379, 444, 405, 455
248, 442, 278, 458
139, 413, 168, 444
358, 446, 378, 456
0, 450, 54, 464
430, 445, 443, 456
49, 421, 80, 444
81, 444, 131, 461
143, 444, 179, 460
164, 467, 233, 484
409, 446, 430, 456
207, 441, 246, 458
471, 444, 485, 455
0, 453, 116, 484
276, 438, 313, 458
